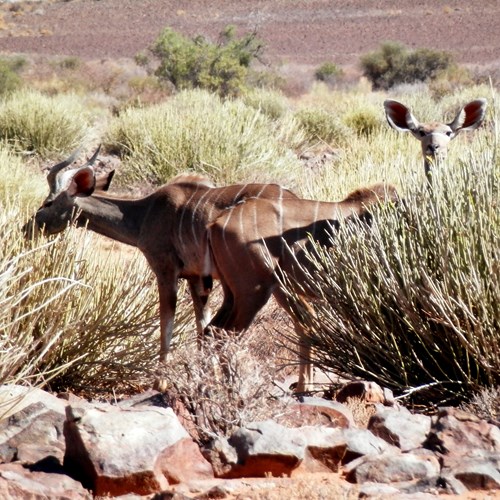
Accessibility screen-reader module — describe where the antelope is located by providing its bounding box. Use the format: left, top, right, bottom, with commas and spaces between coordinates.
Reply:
23, 147, 298, 364
205, 183, 400, 393
384, 98, 487, 181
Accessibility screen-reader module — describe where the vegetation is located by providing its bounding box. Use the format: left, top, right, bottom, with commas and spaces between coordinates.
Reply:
280, 139, 499, 406
0, 33, 497, 418
0, 89, 92, 156
105, 89, 304, 186
314, 62, 344, 86
141, 25, 264, 97
361, 41, 454, 90
0, 56, 25, 96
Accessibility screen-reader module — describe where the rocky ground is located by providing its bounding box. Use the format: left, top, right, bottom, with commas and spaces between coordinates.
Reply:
1, 0, 499, 79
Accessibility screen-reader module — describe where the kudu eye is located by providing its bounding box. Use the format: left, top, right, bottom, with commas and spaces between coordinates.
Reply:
43, 201, 53, 208
418, 130, 426, 137
445, 131, 452, 137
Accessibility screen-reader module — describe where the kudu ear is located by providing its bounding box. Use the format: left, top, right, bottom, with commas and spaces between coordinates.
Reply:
384, 100, 420, 133
67, 167, 96, 197
448, 99, 488, 133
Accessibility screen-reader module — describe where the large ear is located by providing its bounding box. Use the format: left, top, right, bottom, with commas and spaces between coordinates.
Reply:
384, 100, 420, 132
95, 170, 115, 192
66, 167, 96, 197
448, 99, 488, 133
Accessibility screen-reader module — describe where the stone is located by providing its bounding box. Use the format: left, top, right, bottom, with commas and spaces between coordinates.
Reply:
368, 406, 431, 451
0, 462, 91, 499
345, 451, 440, 484
226, 420, 306, 478
64, 404, 211, 496
335, 381, 386, 404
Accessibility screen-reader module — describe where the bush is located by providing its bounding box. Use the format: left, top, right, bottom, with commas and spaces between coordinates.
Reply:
0, 57, 25, 96
361, 41, 454, 90
281, 146, 499, 407
343, 107, 382, 137
0, 89, 91, 156
295, 108, 351, 146
145, 25, 264, 97
314, 62, 343, 86
105, 89, 304, 186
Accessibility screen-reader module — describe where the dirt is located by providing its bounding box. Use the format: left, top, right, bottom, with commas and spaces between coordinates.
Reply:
1, 0, 499, 77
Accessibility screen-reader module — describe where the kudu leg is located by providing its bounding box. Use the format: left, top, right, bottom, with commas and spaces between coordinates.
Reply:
188, 278, 212, 348
273, 288, 315, 394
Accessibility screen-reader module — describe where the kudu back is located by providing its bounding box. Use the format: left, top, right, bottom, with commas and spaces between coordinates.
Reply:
23, 147, 298, 364
206, 183, 400, 392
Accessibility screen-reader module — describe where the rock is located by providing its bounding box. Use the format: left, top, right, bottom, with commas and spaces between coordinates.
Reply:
335, 381, 386, 404
64, 404, 212, 496
276, 397, 354, 429
368, 405, 431, 451
0, 462, 91, 499
0, 384, 68, 418
345, 451, 440, 484
158, 437, 213, 485
342, 428, 396, 462
0, 401, 66, 467
425, 407, 500, 466
443, 455, 500, 491
225, 420, 306, 478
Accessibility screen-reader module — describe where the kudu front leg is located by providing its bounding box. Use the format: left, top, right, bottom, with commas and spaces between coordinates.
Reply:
188, 277, 213, 349
156, 276, 179, 364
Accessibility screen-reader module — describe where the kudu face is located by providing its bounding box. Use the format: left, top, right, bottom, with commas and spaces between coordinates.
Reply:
384, 99, 487, 177
23, 147, 110, 238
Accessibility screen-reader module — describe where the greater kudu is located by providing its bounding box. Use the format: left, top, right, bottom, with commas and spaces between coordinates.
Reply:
23, 147, 298, 363
205, 183, 400, 392
384, 98, 487, 181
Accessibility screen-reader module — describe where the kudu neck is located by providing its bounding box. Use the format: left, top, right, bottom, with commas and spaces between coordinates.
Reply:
75, 194, 146, 247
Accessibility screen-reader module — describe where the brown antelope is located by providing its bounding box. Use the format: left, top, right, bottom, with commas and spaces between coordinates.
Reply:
384, 98, 487, 181
23, 147, 298, 364
205, 183, 400, 393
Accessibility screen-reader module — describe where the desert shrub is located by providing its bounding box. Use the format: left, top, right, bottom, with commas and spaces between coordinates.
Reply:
242, 88, 289, 120
0, 57, 25, 96
295, 108, 351, 146
159, 331, 293, 443
105, 89, 304, 186
343, 106, 382, 137
0, 89, 91, 156
460, 386, 499, 422
144, 25, 264, 97
361, 41, 454, 90
314, 62, 343, 86
280, 144, 499, 407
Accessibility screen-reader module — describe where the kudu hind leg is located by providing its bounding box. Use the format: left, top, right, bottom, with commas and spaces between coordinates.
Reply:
273, 289, 315, 394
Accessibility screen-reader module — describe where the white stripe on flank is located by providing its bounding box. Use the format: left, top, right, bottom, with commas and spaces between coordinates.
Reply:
178, 183, 203, 249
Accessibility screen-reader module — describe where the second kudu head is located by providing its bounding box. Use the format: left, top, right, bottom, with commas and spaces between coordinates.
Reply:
384, 98, 487, 181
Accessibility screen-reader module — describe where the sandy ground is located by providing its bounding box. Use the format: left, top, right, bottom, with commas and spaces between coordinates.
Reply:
1, 0, 499, 76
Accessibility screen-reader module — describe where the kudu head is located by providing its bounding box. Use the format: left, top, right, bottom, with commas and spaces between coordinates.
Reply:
384, 99, 487, 180
23, 146, 113, 238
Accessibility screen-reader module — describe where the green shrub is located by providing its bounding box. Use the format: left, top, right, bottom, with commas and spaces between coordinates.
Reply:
314, 62, 343, 86
242, 88, 289, 120
295, 108, 351, 146
361, 41, 454, 90
0, 90, 91, 156
343, 107, 382, 137
105, 89, 303, 186
281, 145, 499, 406
145, 25, 264, 97
0, 57, 24, 96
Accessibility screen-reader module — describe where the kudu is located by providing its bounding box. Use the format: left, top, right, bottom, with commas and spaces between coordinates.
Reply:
384, 98, 487, 181
23, 147, 298, 364
205, 183, 400, 393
